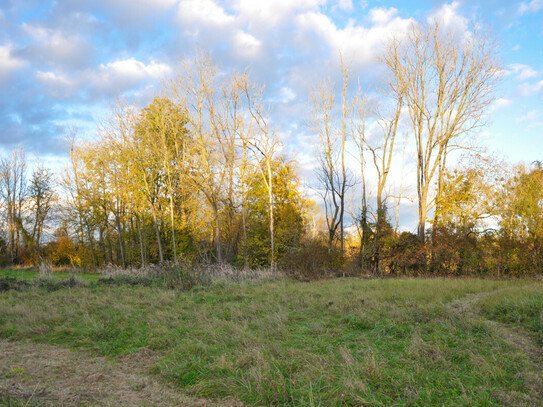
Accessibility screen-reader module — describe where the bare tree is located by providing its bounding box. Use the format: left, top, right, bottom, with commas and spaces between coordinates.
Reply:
309, 58, 354, 256
356, 82, 404, 274
0, 146, 27, 263
238, 74, 281, 276
363, 92, 404, 220
392, 131, 410, 234
352, 94, 370, 270
382, 20, 502, 242
310, 79, 338, 254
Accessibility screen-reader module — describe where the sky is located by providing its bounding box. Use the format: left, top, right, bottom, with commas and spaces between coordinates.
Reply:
0, 0, 542, 229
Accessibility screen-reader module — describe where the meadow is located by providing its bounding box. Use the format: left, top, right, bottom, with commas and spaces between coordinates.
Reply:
0, 270, 542, 406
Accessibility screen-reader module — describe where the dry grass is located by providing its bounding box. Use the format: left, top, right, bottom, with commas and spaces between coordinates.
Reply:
97, 262, 283, 286
0, 278, 542, 405
37, 259, 53, 277
195, 263, 285, 282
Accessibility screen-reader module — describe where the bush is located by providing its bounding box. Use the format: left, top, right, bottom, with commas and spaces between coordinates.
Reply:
389, 232, 427, 276
45, 229, 81, 267
35, 276, 83, 291
279, 239, 337, 279
0, 277, 30, 292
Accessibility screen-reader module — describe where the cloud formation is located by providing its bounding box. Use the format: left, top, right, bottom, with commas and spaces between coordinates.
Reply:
518, 0, 543, 15
0, 0, 541, 173
0, 44, 24, 81
509, 63, 539, 80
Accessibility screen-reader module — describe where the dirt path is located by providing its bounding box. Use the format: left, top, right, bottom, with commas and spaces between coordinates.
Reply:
0, 340, 243, 407
447, 288, 542, 361
447, 288, 543, 406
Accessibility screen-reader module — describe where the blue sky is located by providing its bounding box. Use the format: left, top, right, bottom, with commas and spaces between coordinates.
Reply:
0, 0, 542, 228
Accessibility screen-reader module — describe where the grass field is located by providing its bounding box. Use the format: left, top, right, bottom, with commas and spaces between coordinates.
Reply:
0, 273, 542, 406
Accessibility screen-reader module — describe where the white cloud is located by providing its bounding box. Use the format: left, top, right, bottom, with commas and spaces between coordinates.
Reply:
233, 30, 262, 58
26, 58, 171, 102
517, 109, 539, 124
519, 79, 543, 95
428, 2, 468, 32
508, 63, 539, 80
295, 11, 412, 68
234, 0, 323, 26
36, 71, 73, 86
518, 0, 543, 15
36, 71, 77, 99
489, 98, 511, 113
0, 45, 25, 81
369, 7, 398, 25
527, 120, 543, 130
278, 86, 296, 103
177, 0, 235, 28
33, 58, 172, 101
21, 23, 91, 69
95, 58, 172, 84
337, 0, 354, 11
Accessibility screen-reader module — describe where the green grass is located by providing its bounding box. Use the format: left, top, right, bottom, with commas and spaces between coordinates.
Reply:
0, 268, 101, 282
478, 285, 543, 344
1, 277, 542, 406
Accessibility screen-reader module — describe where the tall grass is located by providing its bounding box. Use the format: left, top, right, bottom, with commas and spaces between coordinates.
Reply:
97, 262, 282, 288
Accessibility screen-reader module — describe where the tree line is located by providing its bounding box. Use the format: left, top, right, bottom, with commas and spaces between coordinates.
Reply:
1, 20, 542, 277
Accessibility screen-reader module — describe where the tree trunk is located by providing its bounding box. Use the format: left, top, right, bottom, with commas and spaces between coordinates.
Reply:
169, 192, 178, 263
418, 189, 428, 243
269, 184, 275, 278
432, 147, 448, 242
135, 213, 146, 267
86, 225, 97, 270
241, 201, 248, 269
115, 212, 126, 268
152, 213, 164, 263
328, 227, 335, 255
213, 203, 223, 264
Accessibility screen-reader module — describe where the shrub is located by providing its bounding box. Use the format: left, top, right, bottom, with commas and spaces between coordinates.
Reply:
390, 232, 427, 275
0, 277, 30, 292
279, 239, 335, 279
35, 276, 83, 291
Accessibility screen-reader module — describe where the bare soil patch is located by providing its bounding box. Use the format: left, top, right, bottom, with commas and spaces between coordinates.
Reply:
0, 339, 243, 407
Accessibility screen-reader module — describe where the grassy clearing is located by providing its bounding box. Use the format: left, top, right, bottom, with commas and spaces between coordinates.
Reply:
1, 277, 542, 406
